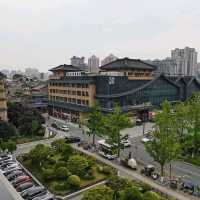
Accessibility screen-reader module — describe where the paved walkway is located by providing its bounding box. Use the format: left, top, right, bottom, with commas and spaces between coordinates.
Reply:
72, 145, 197, 200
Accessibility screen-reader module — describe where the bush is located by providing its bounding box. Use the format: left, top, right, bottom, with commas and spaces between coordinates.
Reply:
143, 191, 161, 200
56, 167, 70, 179
46, 157, 56, 165
42, 168, 55, 180
137, 182, 152, 193
67, 175, 81, 189
54, 161, 67, 169
102, 166, 113, 175
119, 186, 143, 200
97, 165, 103, 173
67, 155, 89, 176
52, 182, 69, 191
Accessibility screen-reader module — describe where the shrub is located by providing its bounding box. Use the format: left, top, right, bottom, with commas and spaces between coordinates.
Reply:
143, 191, 161, 200
67, 175, 81, 189
67, 155, 89, 176
97, 165, 103, 173
52, 182, 69, 191
137, 182, 152, 193
56, 167, 70, 179
102, 166, 113, 175
61, 144, 73, 161
55, 161, 67, 169
82, 185, 113, 200
42, 168, 55, 180
119, 186, 143, 200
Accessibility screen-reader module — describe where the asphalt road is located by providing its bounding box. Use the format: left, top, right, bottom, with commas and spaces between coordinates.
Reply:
14, 118, 200, 200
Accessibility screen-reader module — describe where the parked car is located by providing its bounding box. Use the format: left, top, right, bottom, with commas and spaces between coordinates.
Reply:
136, 118, 142, 125
64, 136, 81, 143
60, 125, 69, 132
51, 123, 58, 129
7, 170, 24, 181
12, 175, 31, 188
1, 163, 19, 173
0, 161, 17, 169
140, 164, 159, 180
0, 155, 13, 163
3, 166, 22, 176
21, 186, 47, 200
98, 150, 117, 160
16, 182, 34, 193
141, 134, 154, 143
120, 139, 131, 148
121, 157, 137, 170
32, 193, 54, 200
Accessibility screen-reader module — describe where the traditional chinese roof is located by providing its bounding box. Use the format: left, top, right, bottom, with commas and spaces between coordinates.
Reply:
100, 58, 156, 71
49, 64, 84, 72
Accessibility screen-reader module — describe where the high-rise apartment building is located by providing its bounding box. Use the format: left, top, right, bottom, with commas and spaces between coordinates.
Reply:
146, 58, 177, 75
70, 56, 87, 69
88, 55, 100, 73
101, 54, 118, 66
171, 47, 198, 76
0, 73, 7, 121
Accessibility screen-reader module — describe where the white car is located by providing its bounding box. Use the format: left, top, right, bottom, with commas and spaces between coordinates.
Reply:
98, 150, 117, 160
121, 139, 131, 147
141, 135, 154, 143
1, 164, 19, 174
60, 125, 69, 132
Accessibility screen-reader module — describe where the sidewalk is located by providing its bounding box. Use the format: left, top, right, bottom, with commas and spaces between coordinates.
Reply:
72, 144, 197, 200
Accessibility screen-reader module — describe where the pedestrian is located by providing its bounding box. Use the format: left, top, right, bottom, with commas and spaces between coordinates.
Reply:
128, 151, 132, 159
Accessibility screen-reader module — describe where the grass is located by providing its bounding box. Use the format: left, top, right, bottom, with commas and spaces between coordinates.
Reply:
183, 156, 200, 166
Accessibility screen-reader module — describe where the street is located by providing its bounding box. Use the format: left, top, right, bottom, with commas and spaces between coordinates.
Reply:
14, 118, 200, 200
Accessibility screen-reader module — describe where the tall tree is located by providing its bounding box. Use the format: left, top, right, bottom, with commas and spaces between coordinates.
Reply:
187, 93, 200, 157
87, 104, 104, 145
103, 105, 131, 157
145, 101, 180, 176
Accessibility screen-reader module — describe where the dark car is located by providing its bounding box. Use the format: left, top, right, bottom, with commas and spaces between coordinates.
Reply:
7, 170, 24, 181
64, 136, 81, 143
21, 187, 47, 200
51, 123, 58, 129
136, 118, 142, 126
12, 175, 31, 188
16, 182, 34, 192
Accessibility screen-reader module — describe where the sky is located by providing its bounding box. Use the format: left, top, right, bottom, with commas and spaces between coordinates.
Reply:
0, 0, 200, 72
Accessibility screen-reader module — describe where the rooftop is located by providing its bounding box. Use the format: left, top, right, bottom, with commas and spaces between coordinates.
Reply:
49, 64, 84, 72
100, 57, 156, 71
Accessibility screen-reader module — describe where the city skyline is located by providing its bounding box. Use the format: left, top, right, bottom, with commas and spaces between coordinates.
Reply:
1, 0, 200, 72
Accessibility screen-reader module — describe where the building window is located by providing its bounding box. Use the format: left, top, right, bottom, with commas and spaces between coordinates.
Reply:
77, 99, 81, 104
77, 91, 81, 96
86, 91, 89, 96
86, 100, 89, 105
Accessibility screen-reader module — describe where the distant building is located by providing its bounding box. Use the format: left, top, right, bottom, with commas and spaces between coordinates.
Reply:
70, 56, 87, 70
88, 55, 100, 73
101, 54, 118, 66
0, 73, 7, 121
146, 58, 177, 75
171, 47, 198, 76
25, 68, 40, 78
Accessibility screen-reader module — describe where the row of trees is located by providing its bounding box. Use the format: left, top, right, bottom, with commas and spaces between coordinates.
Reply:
87, 104, 131, 157
145, 93, 200, 176
82, 175, 171, 200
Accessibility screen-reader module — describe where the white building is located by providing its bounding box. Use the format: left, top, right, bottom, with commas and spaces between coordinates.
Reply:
171, 47, 198, 76
88, 55, 100, 73
101, 54, 118, 66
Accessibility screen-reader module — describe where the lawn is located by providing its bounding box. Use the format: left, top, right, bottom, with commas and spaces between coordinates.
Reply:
17, 142, 114, 196
183, 156, 200, 167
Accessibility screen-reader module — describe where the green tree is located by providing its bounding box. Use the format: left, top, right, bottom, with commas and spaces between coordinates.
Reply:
29, 144, 51, 166
61, 144, 73, 161
5, 140, 17, 153
0, 120, 17, 139
187, 93, 200, 157
87, 104, 104, 145
51, 139, 65, 152
143, 191, 161, 200
55, 167, 70, 179
67, 175, 81, 189
82, 185, 114, 200
145, 101, 180, 176
67, 155, 89, 176
119, 186, 143, 200
103, 105, 131, 157
31, 120, 40, 135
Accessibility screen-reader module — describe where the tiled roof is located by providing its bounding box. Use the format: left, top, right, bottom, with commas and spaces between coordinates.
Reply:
100, 58, 156, 71
49, 64, 84, 72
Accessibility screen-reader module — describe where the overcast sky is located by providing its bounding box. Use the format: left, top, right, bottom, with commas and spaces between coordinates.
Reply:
0, 0, 200, 72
